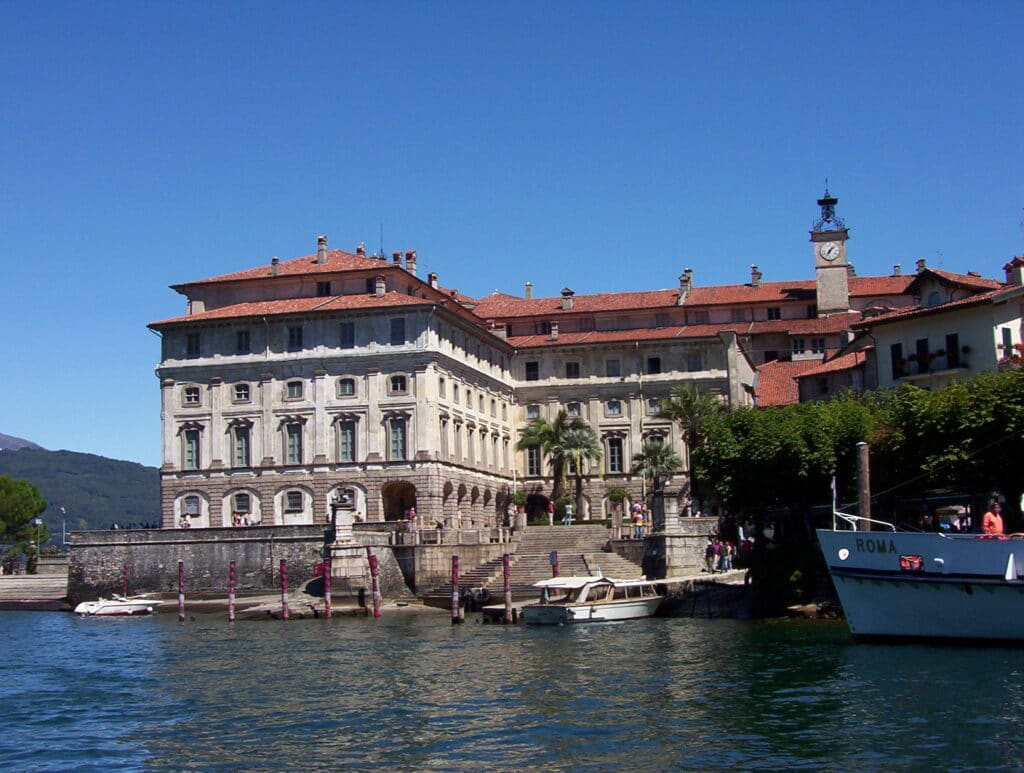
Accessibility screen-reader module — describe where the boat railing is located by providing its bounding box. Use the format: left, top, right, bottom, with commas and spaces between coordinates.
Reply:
833, 508, 896, 532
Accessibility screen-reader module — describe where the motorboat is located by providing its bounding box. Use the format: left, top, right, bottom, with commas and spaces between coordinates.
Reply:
520, 576, 666, 625
819, 512, 1024, 643
73, 595, 160, 616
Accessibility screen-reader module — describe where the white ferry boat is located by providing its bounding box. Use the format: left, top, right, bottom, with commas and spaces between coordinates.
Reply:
818, 515, 1024, 642
520, 576, 666, 625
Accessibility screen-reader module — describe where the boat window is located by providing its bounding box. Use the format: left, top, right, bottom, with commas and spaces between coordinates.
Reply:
612, 586, 628, 600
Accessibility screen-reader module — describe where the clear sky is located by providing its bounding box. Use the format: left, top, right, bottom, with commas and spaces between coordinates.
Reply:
1, 2, 1021, 468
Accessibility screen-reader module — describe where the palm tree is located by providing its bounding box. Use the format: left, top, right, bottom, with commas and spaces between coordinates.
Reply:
658, 384, 724, 507
556, 425, 603, 517
516, 410, 591, 503
631, 439, 683, 495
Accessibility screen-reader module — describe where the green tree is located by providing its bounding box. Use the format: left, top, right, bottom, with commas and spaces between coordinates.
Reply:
0, 476, 48, 574
631, 439, 683, 497
516, 410, 591, 502
658, 384, 724, 505
556, 425, 603, 517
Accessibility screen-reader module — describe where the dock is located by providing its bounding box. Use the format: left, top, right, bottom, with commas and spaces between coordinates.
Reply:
0, 574, 69, 611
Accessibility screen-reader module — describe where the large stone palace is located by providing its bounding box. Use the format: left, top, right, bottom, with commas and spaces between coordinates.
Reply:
149, 192, 1017, 530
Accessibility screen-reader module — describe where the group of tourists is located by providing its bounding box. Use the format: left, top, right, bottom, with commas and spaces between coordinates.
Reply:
630, 503, 649, 539
704, 536, 752, 573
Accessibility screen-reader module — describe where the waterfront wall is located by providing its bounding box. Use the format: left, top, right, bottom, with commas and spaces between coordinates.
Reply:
393, 541, 516, 593
642, 518, 718, 578
66, 526, 408, 605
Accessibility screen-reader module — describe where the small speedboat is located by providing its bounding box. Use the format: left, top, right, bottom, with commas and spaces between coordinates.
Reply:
74, 595, 159, 616
520, 576, 666, 625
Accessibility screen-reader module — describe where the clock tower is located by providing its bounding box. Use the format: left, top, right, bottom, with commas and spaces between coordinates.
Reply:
810, 188, 850, 316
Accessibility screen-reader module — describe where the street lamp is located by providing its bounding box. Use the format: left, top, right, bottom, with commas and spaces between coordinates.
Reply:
33, 518, 43, 573
653, 471, 670, 533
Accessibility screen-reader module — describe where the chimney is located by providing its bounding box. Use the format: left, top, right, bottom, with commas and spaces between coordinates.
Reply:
550, 321, 559, 340
271, 256, 280, 276
524, 282, 533, 300
356, 244, 366, 256
676, 268, 693, 305
1005, 256, 1024, 286
405, 250, 417, 276
374, 275, 386, 297
428, 271, 439, 290
750, 265, 762, 287
916, 258, 927, 273
392, 251, 402, 266
316, 235, 328, 264
561, 288, 574, 310
893, 264, 901, 276
846, 263, 856, 277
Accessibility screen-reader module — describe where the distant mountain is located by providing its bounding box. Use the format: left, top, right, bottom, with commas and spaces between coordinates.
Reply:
0, 433, 44, 451
0, 448, 160, 540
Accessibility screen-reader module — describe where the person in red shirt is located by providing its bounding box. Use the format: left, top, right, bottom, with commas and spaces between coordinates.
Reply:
982, 502, 1004, 535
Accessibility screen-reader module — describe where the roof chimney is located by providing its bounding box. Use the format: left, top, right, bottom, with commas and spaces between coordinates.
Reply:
316, 235, 327, 264
1005, 256, 1024, 286
750, 265, 762, 287
916, 258, 927, 273
392, 251, 402, 266
428, 271, 439, 290
550, 321, 559, 340
561, 288, 574, 310
405, 250, 417, 276
374, 275, 386, 297
271, 256, 280, 276
356, 244, 366, 256
846, 263, 856, 277
524, 282, 533, 300
676, 268, 693, 305
893, 264, 901, 276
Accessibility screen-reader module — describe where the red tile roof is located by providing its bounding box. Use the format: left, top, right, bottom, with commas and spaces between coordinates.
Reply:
920, 268, 1002, 291
172, 250, 401, 290
852, 286, 1010, 329
506, 324, 735, 349
149, 292, 430, 327
746, 312, 862, 336
796, 350, 868, 378
754, 358, 826, 407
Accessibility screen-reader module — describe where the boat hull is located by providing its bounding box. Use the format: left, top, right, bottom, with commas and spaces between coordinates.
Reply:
818, 529, 1024, 642
74, 598, 156, 616
521, 596, 663, 625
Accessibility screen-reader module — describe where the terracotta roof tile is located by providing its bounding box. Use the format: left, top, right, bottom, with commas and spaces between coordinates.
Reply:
754, 358, 825, 407
852, 286, 1009, 329
149, 292, 428, 327
795, 350, 868, 378
747, 312, 862, 335
506, 324, 736, 349
173, 250, 400, 289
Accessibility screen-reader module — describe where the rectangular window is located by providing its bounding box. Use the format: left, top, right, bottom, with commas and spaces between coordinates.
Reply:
565, 362, 581, 379
525, 361, 539, 381
338, 378, 355, 397
527, 447, 541, 476
390, 317, 405, 345
730, 308, 746, 323
567, 402, 581, 417
453, 386, 460, 404
233, 426, 250, 467
478, 394, 485, 412
389, 375, 407, 394
916, 337, 929, 374
890, 343, 905, 379
339, 421, 356, 463
818, 377, 829, 395
526, 404, 540, 420
1002, 327, 1014, 356
233, 383, 250, 403
686, 352, 702, 372
647, 397, 661, 414
287, 325, 303, 351
184, 386, 201, 406
579, 317, 594, 332
655, 313, 670, 328
490, 399, 496, 417
438, 377, 446, 398
536, 321, 551, 335
236, 330, 250, 354
767, 307, 781, 321
286, 423, 303, 464
285, 491, 303, 512
607, 400, 622, 416
693, 310, 710, 325
339, 322, 355, 348
389, 418, 407, 460
792, 338, 806, 355
502, 402, 507, 421
946, 333, 960, 368
806, 305, 817, 319
233, 493, 250, 514
646, 357, 661, 374
811, 337, 826, 354
287, 381, 303, 399
606, 359, 621, 378
317, 281, 331, 297
365, 278, 375, 294
184, 429, 201, 470
607, 438, 623, 473
186, 332, 201, 359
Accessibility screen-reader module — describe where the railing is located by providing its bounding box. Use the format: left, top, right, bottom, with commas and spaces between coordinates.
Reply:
833, 508, 896, 532
391, 527, 514, 546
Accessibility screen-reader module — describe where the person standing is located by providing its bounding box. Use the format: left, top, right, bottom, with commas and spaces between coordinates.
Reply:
547, 501, 555, 527
563, 502, 574, 526
982, 502, 1004, 535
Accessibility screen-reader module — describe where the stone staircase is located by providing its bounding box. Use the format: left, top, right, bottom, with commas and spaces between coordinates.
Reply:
420, 525, 644, 605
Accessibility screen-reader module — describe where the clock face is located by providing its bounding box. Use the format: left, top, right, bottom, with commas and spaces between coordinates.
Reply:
818, 242, 841, 262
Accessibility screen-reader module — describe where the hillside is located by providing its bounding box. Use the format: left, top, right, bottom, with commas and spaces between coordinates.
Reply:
0, 433, 43, 451
0, 448, 160, 540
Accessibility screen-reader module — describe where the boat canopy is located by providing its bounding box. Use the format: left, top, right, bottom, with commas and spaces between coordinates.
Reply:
531, 576, 655, 589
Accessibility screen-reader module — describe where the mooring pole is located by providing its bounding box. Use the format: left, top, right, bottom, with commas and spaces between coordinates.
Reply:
177, 560, 185, 622
228, 560, 236, 623
323, 553, 333, 620
121, 564, 128, 597
550, 550, 560, 578
280, 558, 289, 620
502, 553, 512, 624
368, 553, 382, 618
451, 555, 463, 625
857, 441, 872, 532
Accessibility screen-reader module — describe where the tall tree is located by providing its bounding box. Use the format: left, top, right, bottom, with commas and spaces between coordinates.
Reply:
516, 410, 591, 503
0, 475, 48, 574
631, 439, 683, 497
658, 383, 724, 505
556, 426, 603, 517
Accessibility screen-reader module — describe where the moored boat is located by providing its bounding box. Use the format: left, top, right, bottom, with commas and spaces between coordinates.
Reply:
520, 576, 666, 625
818, 517, 1024, 643
73, 595, 159, 616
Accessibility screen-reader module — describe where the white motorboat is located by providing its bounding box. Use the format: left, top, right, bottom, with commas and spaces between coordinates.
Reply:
520, 576, 666, 625
73, 595, 159, 616
819, 514, 1024, 642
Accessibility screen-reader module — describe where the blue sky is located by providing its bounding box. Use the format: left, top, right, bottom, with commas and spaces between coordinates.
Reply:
1, 2, 1021, 467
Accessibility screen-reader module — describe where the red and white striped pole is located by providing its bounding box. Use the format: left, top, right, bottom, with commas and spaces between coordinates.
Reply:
228, 560, 236, 623
550, 550, 560, 578
368, 553, 382, 618
177, 560, 185, 622
121, 564, 128, 597
280, 558, 289, 620
451, 555, 463, 625
502, 553, 512, 624
323, 553, 332, 620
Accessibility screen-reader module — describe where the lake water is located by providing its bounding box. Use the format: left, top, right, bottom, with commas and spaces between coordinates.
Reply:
2, 609, 1022, 771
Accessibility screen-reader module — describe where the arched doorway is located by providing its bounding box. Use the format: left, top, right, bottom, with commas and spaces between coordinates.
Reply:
526, 493, 551, 523
381, 481, 416, 522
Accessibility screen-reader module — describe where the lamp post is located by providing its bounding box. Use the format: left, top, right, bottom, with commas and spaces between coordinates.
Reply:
653, 472, 669, 533
32, 518, 43, 574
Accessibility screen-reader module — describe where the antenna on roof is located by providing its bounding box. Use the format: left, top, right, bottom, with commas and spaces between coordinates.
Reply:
380, 222, 384, 258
